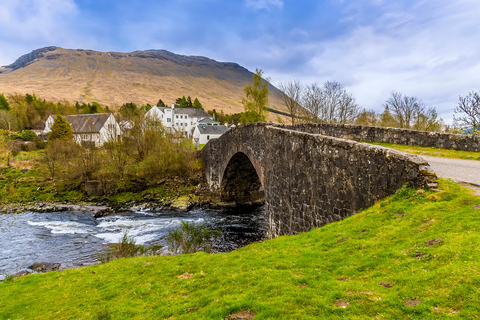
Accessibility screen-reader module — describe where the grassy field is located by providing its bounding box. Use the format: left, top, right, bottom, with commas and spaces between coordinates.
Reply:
1, 178, 479, 319
369, 142, 480, 161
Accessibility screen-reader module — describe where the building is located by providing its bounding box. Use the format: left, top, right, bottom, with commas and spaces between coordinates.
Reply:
43, 113, 121, 146
192, 124, 230, 146
145, 105, 211, 137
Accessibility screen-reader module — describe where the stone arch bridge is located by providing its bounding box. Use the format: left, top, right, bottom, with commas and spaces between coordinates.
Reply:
202, 123, 437, 238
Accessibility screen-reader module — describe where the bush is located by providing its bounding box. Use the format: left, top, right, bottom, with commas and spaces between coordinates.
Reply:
97, 231, 162, 263
166, 221, 223, 254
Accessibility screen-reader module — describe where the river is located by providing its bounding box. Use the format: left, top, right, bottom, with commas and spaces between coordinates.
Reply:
0, 205, 266, 279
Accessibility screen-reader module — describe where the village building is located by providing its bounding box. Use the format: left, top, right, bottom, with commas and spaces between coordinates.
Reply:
43, 113, 121, 146
192, 124, 230, 146
145, 105, 211, 137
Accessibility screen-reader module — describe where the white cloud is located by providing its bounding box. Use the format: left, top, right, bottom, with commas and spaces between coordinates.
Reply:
246, 0, 283, 10
264, 1, 480, 123
0, 0, 78, 64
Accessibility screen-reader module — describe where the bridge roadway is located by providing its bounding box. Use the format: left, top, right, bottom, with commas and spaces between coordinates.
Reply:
419, 156, 480, 195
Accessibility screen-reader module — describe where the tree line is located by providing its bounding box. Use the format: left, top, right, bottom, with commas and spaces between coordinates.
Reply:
276, 79, 478, 134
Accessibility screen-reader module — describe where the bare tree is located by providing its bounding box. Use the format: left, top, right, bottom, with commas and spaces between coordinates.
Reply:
278, 80, 303, 124
454, 91, 480, 135
302, 81, 359, 124
385, 92, 421, 129
303, 83, 323, 123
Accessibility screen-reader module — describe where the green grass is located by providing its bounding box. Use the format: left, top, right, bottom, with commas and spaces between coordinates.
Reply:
369, 142, 480, 160
1, 179, 479, 319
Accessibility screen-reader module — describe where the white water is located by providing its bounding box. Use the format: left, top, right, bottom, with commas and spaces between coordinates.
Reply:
0, 206, 266, 279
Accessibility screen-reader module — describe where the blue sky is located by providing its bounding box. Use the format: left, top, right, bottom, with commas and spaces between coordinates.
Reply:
1, 0, 480, 122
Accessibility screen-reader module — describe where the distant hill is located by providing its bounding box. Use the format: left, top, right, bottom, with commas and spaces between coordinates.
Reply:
0, 47, 289, 122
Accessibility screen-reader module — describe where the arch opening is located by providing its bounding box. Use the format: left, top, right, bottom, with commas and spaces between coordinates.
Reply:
220, 152, 264, 203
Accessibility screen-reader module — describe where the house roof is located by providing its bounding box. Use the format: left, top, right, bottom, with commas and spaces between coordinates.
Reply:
197, 125, 229, 135
156, 106, 210, 118
51, 113, 112, 133
198, 117, 219, 124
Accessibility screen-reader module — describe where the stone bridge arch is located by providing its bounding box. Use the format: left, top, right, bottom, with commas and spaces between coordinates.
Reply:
220, 151, 264, 203
202, 123, 437, 238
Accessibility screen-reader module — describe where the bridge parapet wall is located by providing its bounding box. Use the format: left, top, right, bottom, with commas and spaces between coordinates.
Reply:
202, 123, 438, 238
281, 123, 480, 152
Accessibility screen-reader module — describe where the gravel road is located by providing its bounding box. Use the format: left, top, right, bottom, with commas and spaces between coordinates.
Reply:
420, 155, 480, 194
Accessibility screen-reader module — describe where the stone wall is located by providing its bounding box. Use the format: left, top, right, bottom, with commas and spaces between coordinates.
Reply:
202, 123, 438, 238
282, 123, 480, 152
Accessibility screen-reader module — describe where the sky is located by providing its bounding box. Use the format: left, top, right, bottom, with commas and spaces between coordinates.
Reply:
1, 0, 480, 123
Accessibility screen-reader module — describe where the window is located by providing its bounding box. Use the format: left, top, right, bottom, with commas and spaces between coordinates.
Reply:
180, 115, 183, 119
176, 115, 178, 119
207, 135, 210, 140
167, 118, 171, 122
176, 123, 179, 126
185, 123, 187, 127
180, 123, 183, 126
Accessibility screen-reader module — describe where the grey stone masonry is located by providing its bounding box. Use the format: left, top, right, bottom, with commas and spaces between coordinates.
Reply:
202, 123, 438, 238
287, 123, 480, 152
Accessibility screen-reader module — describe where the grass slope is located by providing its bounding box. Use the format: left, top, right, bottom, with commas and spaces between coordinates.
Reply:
1, 179, 480, 319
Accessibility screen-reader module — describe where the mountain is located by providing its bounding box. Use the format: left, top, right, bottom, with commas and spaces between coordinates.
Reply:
0, 47, 289, 121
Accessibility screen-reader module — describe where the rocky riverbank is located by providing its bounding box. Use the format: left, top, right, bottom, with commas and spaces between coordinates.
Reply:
0, 192, 262, 216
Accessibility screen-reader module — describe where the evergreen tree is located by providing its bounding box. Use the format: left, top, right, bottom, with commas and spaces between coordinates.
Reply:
156, 99, 166, 107
179, 96, 188, 108
379, 106, 399, 128
187, 96, 193, 108
119, 102, 138, 118
241, 68, 269, 123
49, 115, 74, 141
193, 98, 204, 110
0, 93, 9, 111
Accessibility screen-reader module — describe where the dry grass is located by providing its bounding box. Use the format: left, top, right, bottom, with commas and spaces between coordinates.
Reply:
0, 47, 290, 123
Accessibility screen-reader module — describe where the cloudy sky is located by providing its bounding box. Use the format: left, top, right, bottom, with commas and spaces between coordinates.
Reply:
1, 0, 479, 122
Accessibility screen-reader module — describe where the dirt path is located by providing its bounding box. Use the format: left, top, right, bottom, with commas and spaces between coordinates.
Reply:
420, 155, 480, 195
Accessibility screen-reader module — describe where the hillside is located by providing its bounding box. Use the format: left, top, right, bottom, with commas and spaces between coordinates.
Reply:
0, 47, 289, 122
1, 179, 479, 319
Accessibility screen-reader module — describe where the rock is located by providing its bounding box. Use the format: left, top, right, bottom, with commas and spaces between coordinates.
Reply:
424, 238, 443, 247
13, 270, 31, 278
380, 281, 394, 288
28, 261, 61, 272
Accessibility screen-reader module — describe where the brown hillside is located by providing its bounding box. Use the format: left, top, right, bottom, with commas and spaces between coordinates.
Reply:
0, 47, 290, 122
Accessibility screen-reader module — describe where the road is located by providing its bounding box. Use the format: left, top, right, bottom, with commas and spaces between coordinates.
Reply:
420, 155, 480, 194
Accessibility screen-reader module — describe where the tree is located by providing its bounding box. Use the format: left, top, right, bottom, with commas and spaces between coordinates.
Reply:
119, 102, 138, 118
413, 106, 441, 132
49, 115, 74, 141
193, 98, 204, 110
355, 109, 378, 126
302, 81, 359, 124
156, 99, 166, 107
278, 80, 302, 124
241, 68, 269, 123
384, 92, 419, 129
378, 105, 399, 128
186, 96, 193, 108
0, 93, 9, 111
86, 102, 101, 114
303, 83, 323, 123
454, 91, 480, 135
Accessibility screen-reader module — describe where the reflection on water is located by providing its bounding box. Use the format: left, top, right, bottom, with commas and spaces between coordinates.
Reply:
0, 205, 266, 278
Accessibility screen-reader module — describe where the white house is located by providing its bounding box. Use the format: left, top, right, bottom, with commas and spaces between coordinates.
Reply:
43, 113, 121, 146
192, 124, 230, 145
145, 105, 211, 137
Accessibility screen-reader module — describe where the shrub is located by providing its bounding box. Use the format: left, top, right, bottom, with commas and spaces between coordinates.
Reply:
97, 231, 162, 263
166, 221, 223, 254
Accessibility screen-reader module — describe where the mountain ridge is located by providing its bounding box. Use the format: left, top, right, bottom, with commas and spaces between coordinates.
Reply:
0, 47, 288, 121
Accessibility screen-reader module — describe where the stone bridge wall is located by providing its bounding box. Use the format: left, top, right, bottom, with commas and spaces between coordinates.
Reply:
281, 123, 480, 152
202, 123, 437, 238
